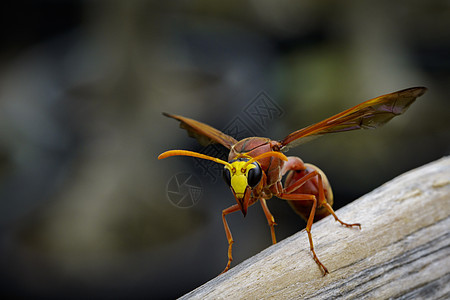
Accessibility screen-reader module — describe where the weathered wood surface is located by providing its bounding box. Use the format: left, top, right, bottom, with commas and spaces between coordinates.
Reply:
180, 157, 450, 299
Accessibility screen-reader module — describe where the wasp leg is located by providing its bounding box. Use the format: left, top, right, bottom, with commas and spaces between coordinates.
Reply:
279, 191, 329, 275
220, 204, 241, 274
279, 162, 331, 275
323, 202, 361, 229
260, 199, 277, 244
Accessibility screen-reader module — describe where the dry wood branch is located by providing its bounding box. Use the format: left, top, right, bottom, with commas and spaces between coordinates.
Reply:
181, 157, 450, 299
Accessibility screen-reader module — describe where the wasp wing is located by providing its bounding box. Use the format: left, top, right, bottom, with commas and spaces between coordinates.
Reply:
280, 87, 427, 151
163, 113, 238, 149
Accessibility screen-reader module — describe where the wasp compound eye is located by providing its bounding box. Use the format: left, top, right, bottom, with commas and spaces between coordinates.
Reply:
247, 163, 262, 188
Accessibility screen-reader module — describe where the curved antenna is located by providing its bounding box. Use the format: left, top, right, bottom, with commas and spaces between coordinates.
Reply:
243, 151, 288, 168
158, 150, 233, 168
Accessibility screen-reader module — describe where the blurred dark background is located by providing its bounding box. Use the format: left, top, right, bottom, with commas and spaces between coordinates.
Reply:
0, 1, 448, 298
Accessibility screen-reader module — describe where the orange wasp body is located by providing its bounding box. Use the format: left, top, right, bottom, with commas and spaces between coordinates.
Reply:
158, 87, 426, 275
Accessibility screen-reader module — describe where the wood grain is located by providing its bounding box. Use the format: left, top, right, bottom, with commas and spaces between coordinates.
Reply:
180, 157, 450, 299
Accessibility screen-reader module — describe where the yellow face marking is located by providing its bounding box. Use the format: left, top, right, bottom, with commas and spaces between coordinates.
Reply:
225, 161, 256, 197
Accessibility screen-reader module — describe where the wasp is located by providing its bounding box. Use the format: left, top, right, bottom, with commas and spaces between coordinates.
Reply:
159, 87, 426, 274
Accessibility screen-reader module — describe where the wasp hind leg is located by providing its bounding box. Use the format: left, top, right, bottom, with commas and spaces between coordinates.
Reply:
279, 157, 360, 275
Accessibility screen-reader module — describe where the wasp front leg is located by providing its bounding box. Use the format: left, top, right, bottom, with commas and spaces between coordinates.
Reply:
220, 204, 241, 274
